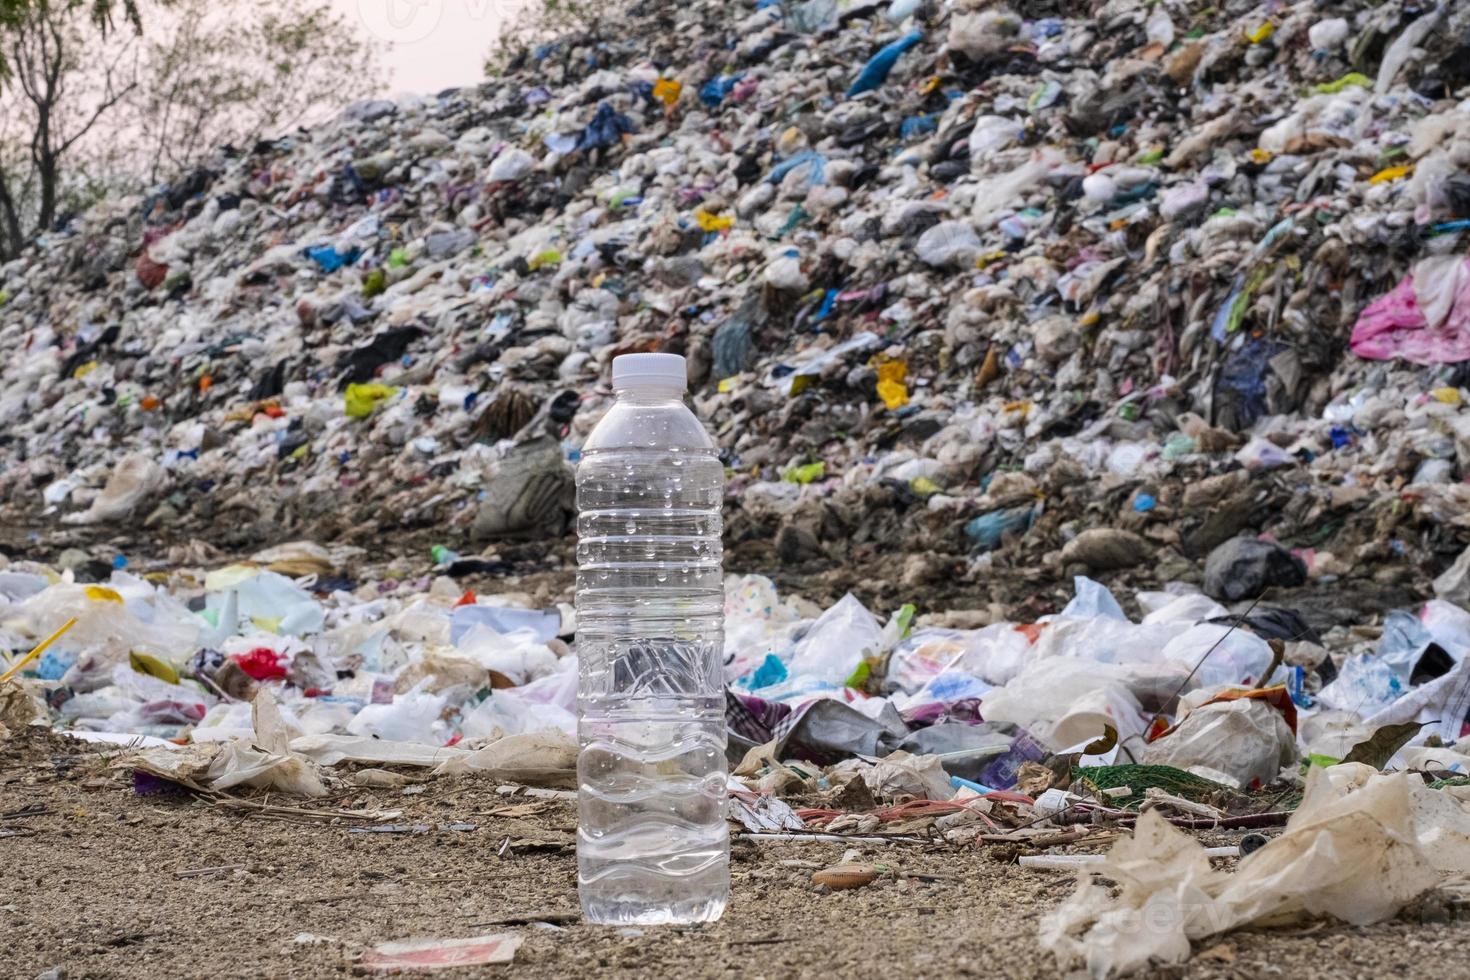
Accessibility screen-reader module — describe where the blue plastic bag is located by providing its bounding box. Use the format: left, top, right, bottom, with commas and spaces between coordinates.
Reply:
765, 149, 826, 188
575, 102, 636, 151
900, 114, 938, 139
847, 30, 923, 98
307, 245, 361, 273
700, 73, 745, 108
963, 504, 1036, 551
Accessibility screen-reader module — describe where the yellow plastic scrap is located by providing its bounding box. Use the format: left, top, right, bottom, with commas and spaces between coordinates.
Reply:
910, 476, 941, 497
875, 359, 909, 410
717, 377, 737, 393
203, 564, 260, 592
72, 360, 99, 379
129, 651, 180, 685
85, 585, 124, 603
1246, 21, 1274, 43
694, 208, 734, 232
344, 382, 399, 418
0, 617, 77, 684
783, 461, 826, 484
1432, 387, 1462, 405
1311, 72, 1371, 95
789, 374, 814, 397
527, 248, 563, 270
652, 78, 682, 106
1250, 148, 1273, 164
776, 126, 806, 156
1369, 164, 1413, 185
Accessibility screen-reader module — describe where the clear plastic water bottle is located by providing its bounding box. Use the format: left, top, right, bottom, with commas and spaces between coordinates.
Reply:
574, 353, 728, 925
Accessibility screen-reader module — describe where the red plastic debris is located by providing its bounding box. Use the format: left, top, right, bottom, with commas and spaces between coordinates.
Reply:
135, 253, 168, 290
233, 647, 288, 681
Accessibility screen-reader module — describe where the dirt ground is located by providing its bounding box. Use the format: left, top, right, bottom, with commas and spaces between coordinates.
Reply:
0, 510, 1428, 636
4, 731, 1470, 980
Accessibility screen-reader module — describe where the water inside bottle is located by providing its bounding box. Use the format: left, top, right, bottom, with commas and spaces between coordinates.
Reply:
575, 428, 728, 925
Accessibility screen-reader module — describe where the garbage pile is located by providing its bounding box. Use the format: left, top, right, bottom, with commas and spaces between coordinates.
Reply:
4, 0, 1470, 971
1, 0, 1469, 611
0, 556, 1467, 792
5, 554, 1470, 970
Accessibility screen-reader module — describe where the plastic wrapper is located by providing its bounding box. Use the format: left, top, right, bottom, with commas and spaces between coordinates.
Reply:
786, 593, 884, 684
24, 579, 200, 662
1043, 767, 1470, 976
450, 603, 561, 645
346, 681, 449, 745
1142, 694, 1299, 788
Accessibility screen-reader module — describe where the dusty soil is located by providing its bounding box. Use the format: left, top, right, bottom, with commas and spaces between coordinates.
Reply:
3, 731, 1468, 980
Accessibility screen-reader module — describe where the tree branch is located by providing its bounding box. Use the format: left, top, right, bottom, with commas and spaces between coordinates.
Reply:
56, 75, 135, 155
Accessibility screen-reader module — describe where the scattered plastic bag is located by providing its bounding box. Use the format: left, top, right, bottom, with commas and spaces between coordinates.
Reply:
1043, 767, 1470, 976
787, 593, 884, 684
1143, 690, 1299, 788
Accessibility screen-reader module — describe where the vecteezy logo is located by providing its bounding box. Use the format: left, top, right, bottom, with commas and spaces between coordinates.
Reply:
356, 0, 444, 44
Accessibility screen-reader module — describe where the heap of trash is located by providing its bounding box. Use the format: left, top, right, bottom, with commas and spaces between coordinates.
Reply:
1, 0, 1469, 613
7, 556, 1470, 972
3, 550, 1467, 785
5, 0, 1470, 972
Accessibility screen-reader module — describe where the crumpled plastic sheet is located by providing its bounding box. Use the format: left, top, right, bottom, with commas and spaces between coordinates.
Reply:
1142, 695, 1300, 788
1042, 765, 1470, 977
1350, 256, 1470, 365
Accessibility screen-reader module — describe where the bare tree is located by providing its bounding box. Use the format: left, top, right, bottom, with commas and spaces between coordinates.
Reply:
126, 0, 383, 183
0, 0, 381, 258
0, 0, 140, 258
0, 0, 140, 65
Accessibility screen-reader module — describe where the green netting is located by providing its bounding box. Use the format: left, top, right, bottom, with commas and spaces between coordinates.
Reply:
1071, 764, 1240, 810
1428, 776, 1470, 791
1072, 763, 1304, 813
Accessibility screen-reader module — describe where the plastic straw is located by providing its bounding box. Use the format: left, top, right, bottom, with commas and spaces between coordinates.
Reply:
0, 617, 78, 683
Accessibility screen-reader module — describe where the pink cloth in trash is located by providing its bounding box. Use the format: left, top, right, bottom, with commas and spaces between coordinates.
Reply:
1350, 255, 1470, 364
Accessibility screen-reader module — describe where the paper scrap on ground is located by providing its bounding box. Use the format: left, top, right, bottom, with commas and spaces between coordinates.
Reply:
361, 934, 522, 971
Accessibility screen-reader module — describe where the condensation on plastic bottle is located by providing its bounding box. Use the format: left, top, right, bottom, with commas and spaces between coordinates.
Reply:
574, 352, 728, 925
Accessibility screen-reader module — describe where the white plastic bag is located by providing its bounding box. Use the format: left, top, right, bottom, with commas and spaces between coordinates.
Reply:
915, 220, 982, 268
346, 680, 448, 745
787, 593, 884, 683
980, 659, 1148, 751
61, 453, 167, 524
1142, 695, 1298, 788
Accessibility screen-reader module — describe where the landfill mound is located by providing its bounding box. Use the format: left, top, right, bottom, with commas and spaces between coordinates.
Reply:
7, 2, 1470, 973
1, 0, 1469, 613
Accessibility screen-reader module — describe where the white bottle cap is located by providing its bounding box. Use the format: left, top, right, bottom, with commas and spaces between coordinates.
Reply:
612, 352, 687, 390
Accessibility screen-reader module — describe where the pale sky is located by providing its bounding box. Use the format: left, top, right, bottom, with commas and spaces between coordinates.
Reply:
333, 0, 533, 96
